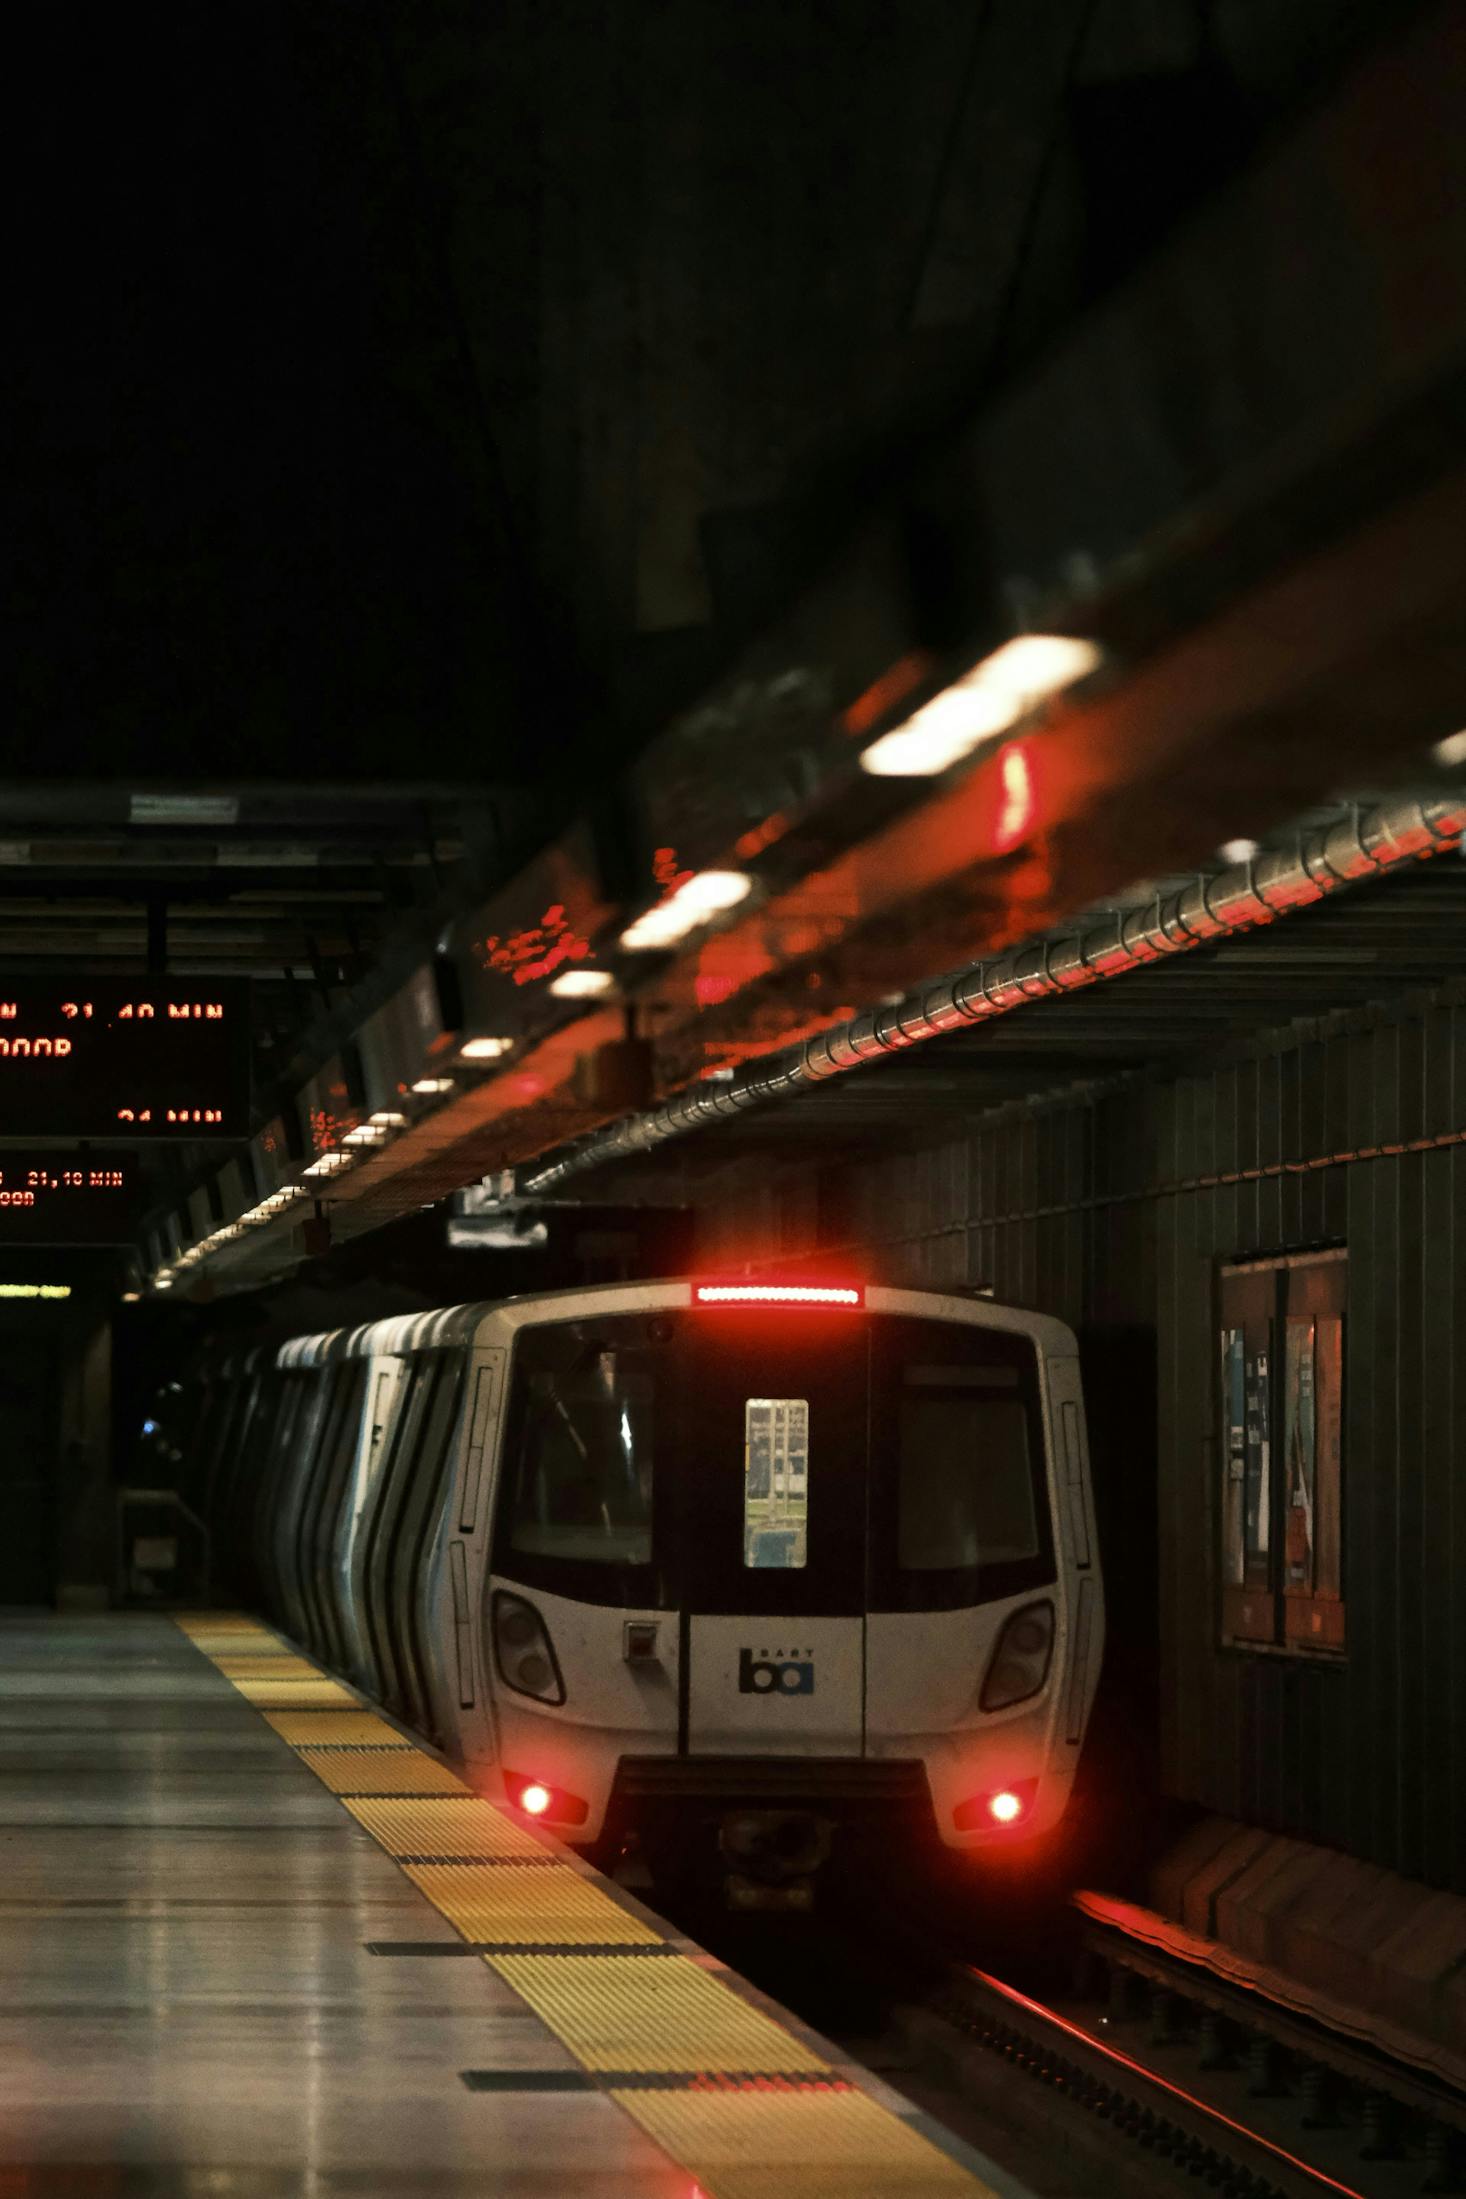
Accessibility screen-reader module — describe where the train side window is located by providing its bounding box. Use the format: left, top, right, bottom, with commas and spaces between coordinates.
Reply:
1218, 1250, 1346, 1656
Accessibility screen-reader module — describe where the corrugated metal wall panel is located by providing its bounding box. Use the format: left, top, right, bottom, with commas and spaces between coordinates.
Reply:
694, 985, 1466, 1892
1449, 1143, 1465, 1886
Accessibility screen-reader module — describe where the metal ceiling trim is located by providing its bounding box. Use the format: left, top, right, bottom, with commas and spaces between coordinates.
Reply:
519, 792, 1464, 1196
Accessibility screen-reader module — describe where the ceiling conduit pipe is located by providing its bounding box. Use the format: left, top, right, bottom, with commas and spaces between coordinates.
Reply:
520, 791, 1464, 1195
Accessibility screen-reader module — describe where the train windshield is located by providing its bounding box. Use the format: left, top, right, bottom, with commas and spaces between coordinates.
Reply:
895, 1366, 1036, 1571
493, 1308, 1053, 1610
502, 1335, 655, 1570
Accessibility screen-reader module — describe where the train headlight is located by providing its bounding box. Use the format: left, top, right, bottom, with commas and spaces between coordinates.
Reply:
979, 1598, 1054, 1710
492, 1591, 566, 1705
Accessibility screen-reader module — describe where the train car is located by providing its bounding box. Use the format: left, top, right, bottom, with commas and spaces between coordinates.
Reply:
190, 1279, 1103, 1903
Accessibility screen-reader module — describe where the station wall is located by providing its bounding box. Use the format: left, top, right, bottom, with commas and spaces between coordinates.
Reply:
693, 983, 1466, 1895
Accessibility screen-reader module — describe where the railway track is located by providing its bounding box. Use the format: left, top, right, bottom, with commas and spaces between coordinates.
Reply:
892, 1932, 1464, 2199
647, 1862, 1463, 2197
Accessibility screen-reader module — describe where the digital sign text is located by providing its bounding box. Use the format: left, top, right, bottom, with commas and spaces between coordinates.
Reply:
0, 1151, 142, 1243
0, 981, 249, 1138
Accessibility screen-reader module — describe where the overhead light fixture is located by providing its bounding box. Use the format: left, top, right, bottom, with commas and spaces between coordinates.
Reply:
253, 1188, 303, 1214
120, 1290, 141, 1303
861, 678, 1020, 778
974, 633, 1104, 699
1219, 838, 1260, 864
1433, 728, 1466, 768
341, 1123, 387, 1147
302, 1151, 354, 1178
447, 1216, 549, 1250
411, 1076, 456, 1096
459, 1035, 513, 1062
620, 870, 753, 951
129, 792, 240, 826
369, 1110, 408, 1129
0, 1282, 71, 1300
859, 633, 1104, 777
549, 968, 614, 999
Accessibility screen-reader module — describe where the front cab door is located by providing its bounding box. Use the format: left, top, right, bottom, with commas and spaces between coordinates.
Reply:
675, 1312, 869, 1758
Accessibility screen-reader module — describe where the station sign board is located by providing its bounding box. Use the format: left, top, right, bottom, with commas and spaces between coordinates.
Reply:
0, 979, 250, 1138
0, 1150, 143, 1243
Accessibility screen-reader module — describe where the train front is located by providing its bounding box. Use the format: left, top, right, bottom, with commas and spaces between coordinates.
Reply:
471, 1280, 1103, 1906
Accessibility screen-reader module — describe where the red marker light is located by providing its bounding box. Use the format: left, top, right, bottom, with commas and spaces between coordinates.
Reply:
953, 1776, 1039, 1832
694, 1283, 863, 1308
503, 1772, 590, 1827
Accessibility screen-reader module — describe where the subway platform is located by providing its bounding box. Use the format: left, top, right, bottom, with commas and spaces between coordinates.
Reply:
0, 1611, 1030, 2197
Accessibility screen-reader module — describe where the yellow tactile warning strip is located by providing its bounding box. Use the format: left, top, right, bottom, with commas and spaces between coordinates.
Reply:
493, 1951, 831, 2075
215, 1653, 320, 1672
174, 1614, 1004, 2199
179, 1616, 272, 1632
296, 1745, 470, 1796
615, 2088, 984, 2198
341, 1793, 549, 1860
263, 1710, 409, 1746
186, 1634, 279, 1655
233, 1677, 359, 1707
403, 1863, 665, 1947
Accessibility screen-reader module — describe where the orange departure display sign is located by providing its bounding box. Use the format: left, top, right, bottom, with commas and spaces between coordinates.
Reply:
0, 980, 249, 1137
0, 1151, 142, 1242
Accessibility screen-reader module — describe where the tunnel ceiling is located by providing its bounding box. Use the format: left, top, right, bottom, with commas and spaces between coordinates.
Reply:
3, 1, 1458, 1275
9, 0, 1421, 786
569, 853, 1466, 1189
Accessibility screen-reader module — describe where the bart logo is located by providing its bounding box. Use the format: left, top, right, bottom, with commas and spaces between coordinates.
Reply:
738, 1647, 814, 1696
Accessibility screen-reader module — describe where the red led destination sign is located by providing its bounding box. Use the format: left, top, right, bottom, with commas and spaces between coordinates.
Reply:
0, 980, 250, 1138
0, 1152, 143, 1243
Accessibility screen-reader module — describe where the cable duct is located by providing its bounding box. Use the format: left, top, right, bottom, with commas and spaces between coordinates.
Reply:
521, 792, 1465, 1195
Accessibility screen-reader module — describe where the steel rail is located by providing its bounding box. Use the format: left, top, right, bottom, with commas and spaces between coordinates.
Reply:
902, 1959, 1382, 2199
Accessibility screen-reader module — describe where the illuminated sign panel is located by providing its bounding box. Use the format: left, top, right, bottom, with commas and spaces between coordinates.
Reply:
0, 1153, 144, 1243
0, 981, 249, 1138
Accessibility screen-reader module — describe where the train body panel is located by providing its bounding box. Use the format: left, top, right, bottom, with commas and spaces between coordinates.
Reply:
185, 1278, 1104, 1886
333, 1352, 411, 1688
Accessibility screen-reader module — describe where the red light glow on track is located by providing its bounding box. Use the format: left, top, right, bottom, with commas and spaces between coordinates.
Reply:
694, 1283, 862, 1307
962, 1964, 1370, 2199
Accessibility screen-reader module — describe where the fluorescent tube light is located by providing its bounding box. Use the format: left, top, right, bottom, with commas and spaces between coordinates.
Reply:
860, 634, 1104, 778
620, 870, 752, 951
549, 968, 614, 999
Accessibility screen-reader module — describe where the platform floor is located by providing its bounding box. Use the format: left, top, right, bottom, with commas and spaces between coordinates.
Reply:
0, 1612, 1022, 2197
